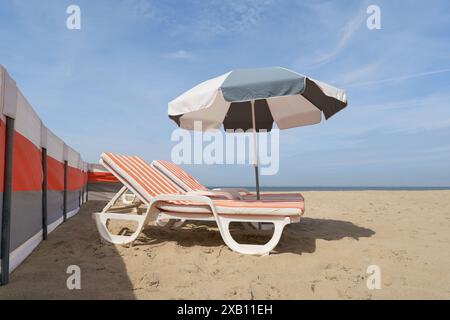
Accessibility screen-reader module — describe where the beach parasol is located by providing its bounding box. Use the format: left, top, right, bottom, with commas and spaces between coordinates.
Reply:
168, 67, 348, 199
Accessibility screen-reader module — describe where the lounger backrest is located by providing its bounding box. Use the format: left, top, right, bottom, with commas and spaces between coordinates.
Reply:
102, 153, 182, 203
152, 160, 208, 192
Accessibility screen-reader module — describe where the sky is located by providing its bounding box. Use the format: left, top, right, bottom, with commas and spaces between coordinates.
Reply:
0, 0, 449, 187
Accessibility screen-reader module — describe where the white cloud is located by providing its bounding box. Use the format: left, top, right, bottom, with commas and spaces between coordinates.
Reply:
194, 0, 274, 37
346, 67, 450, 88
290, 1, 370, 71
165, 50, 195, 60
334, 60, 384, 86
324, 151, 450, 167
124, 0, 275, 39
311, 10, 366, 66
122, 0, 170, 23
388, 119, 450, 135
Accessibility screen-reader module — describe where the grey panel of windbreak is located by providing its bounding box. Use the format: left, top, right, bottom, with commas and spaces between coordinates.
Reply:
0, 194, 3, 257
66, 190, 81, 212
9, 191, 42, 252
47, 190, 64, 225
88, 182, 123, 193
87, 182, 123, 201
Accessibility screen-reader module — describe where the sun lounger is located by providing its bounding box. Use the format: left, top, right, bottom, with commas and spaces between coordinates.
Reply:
152, 160, 304, 201
151, 160, 305, 230
93, 153, 305, 255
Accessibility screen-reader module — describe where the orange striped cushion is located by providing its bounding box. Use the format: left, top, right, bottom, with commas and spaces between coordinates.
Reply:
153, 160, 208, 191
103, 153, 181, 198
102, 153, 305, 216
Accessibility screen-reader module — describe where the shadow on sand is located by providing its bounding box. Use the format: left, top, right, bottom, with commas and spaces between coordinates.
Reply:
0, 201, 136, 300
138, 217, 375, 255
0, 203, 375, 299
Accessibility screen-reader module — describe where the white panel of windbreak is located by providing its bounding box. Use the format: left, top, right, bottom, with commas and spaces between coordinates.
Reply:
89, 163, 108, 173
0, 66, 5, 121
68, 147, 80, 168
46, 128, 65, 162
40, 123, 48, 149
14, 90, 42, 148
63, 143, 69, 162
0, 65, 18, 119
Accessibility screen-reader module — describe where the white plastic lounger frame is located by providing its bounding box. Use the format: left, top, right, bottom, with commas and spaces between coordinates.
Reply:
94, 193, 294, 255
92, 154, 301, 255
151, 160, 304, 231
121, 191, 137, 205
96, 159, 185, 229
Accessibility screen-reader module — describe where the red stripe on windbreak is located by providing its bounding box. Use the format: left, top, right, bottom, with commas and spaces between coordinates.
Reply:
0, 119, 5, 192
47, 155, 64, 191
3, 127, 87, 192
47, 157, 88, 191
88, 172, 119, 183
12, 131, 43, 192
67, 166, 84, 191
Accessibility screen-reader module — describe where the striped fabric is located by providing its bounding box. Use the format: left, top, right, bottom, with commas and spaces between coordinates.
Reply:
103, 153, 181, 199
153, 160, 208, 191
103, 153, 304, 215
152, 159, 304, 201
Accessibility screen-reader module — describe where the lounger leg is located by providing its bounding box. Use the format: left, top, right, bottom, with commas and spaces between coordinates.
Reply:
121, 192, 137, 205
150, 194, 291, 255
102, 186, 128, 213
92, 211, 148, 245
216, 216, 290, 256
249, 222, 274, 231
172, 219, 186, 228
156, 216, 186, 228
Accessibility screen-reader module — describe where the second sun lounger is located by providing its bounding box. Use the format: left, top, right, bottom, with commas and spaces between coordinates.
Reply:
152, 159, 304, 201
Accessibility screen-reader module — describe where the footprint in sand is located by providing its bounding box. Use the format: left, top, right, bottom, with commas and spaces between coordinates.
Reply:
134, 273, 160, 291
311, 280, 321, 293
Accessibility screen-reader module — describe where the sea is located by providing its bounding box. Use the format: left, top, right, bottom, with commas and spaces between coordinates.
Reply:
208, 186, 450, 192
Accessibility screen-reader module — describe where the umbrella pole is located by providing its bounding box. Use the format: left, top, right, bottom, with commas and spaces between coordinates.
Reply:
251, 100, 261, 200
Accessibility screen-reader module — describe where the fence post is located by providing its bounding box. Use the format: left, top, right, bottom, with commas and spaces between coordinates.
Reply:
1, 116, 15, 285
63, 160, 68, 222
86, 168, 89, 202
41, 148, 48, 240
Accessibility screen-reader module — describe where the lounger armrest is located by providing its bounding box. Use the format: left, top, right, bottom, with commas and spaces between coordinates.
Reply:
212, 188, 250, 194
152, 194, 215, 207
186, 190, 240, 200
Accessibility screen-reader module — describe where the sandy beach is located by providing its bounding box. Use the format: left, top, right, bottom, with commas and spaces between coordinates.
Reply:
0, 190, 449, 300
